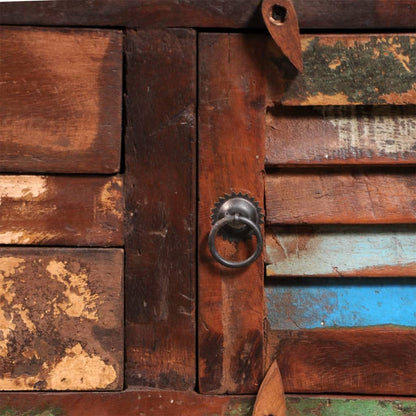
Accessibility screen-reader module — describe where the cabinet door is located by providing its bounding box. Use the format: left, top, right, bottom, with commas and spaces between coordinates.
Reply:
198, 33, 416, 395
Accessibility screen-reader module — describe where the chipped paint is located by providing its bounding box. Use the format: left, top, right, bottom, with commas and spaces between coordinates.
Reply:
98, 176, 123, 221
278, 35, 416, 105
266, 225, 416, 277
0, 257, 24, 357
325, 106, 416, 154
0, 176, 47, 202
45, 343, 117, 390
46, 261, 98, 320
266, 277, 416, 330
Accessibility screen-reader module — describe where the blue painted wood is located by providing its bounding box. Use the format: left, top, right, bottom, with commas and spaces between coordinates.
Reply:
266, 278, 416, 330
266, 225, 416, 277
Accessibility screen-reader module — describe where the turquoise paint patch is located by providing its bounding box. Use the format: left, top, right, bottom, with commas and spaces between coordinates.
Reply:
266, 278, 416, 330
266, 225, 416, 276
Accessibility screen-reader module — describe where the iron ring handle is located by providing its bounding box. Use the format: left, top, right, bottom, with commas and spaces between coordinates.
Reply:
208, 214, 263, 268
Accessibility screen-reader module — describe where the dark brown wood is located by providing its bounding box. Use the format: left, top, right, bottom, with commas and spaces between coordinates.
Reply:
0, 27, 122, 174
266, 327, 416, 395
199, 34, 266, 394
0, 248, 123, 390
262, 0, 303, 73
266, 106, 416, 166
124, 29, 196, 390
0, 175, 123, 246
0, 391, 415, 415
266, 170, 416, 224
0, 0, 415, 30
267, 35, 416, 106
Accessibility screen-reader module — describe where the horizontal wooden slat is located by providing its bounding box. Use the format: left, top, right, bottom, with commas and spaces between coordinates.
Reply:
0, 175, 123, 246
0, 248, 123, 390
266, 106, 416, 166
0, 27, 122, 173
266, 225, 416, 277
267, 35, 416, 106
266, 328, 416, 395
266, 278, 416, 329
266, 170, 416, 224
0, 0, 415, 30
1, 390, 415, 415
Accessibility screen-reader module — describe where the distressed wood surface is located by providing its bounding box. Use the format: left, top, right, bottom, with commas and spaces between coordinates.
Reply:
124, 29, 196, 390
266, 170, 416, 224
266, 278, 416, 329
0, 0, 415, 30
0, 391, 415, 416
0, 175, 123, 246
0, 248, 123, 391
266, 105, 416, 166
266, 225, 416, 277
198, 34, 266, 394
0, 27, 122, 173
267, 35, 416, 106
266, 327, 416, 395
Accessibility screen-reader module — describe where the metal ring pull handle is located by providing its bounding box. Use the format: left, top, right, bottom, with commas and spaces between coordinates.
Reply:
209, 213, 263, 268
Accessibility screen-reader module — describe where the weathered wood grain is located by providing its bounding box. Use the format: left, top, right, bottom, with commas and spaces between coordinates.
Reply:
0, 27, 122, 173
266, 278, 416, 329
0, 175, 123, 246
266, 225, 416, 277
266, 106, 416, 166
266, 170, 416, 224
198, 34, 266, 394
0, 0, 415, 30
0, 248, 123, 390
253, 361, 286, 416
124, 29, 196, 390
267, 35, 416, 106
266, 327, 416, 394
0, 391, 415, 416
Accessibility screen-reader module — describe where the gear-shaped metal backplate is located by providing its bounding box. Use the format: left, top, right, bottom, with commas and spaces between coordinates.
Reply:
211, 192, 264, 243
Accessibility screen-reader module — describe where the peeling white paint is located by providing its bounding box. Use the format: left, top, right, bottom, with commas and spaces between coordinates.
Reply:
0, 176, 47, 203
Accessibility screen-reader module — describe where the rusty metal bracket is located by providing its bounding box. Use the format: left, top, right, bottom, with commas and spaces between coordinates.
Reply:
262, 0, 303, 72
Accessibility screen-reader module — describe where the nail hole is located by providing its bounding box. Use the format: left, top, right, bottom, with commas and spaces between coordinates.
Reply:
270, 5, 287, 24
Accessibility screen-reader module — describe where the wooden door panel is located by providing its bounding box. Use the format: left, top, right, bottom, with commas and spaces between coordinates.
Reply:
198, 33, 266, 394
0, 248, 123, 390
0, 27, 122, 174
267, 34, 416, 106
0, 175, 123, 246
124, 29, 196, 390
266, 105, 416, 166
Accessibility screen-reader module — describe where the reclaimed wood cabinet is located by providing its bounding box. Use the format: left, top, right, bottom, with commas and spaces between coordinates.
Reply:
0, 1, 415, 415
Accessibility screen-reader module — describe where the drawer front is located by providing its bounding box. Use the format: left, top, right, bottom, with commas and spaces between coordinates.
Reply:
0, 27, 122, 174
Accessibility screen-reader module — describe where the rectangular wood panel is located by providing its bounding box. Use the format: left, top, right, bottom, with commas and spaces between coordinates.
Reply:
0, 248, 123, 390
266, 328, 416, 395
0, 175, 123, 246
1, 0, 415, 30
266, 106, 416, 166
0, 392, 415, 416
266, 278, 416, 329
266, 170, 416, 224
267, 35, 416, 106
0, 27, 122, 173
266, 225, 416, 277
198, 34, 266, 394
124, 29, 196, 390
